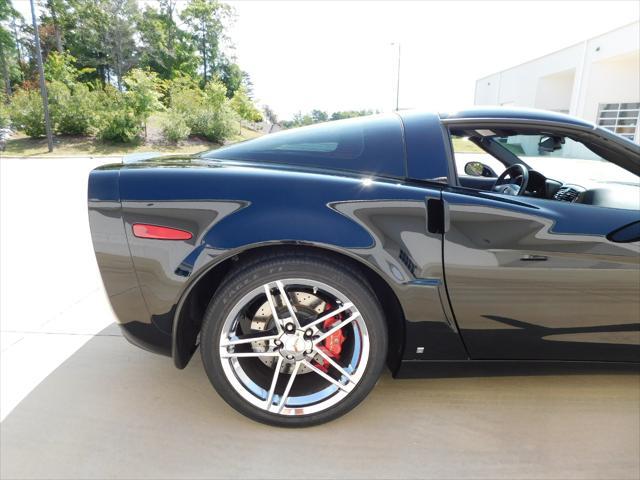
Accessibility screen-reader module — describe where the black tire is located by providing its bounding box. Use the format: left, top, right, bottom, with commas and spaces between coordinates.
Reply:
200, 252, 388, 427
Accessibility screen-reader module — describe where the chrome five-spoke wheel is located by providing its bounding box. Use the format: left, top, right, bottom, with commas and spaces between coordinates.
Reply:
219, 278, 369, 415
200, 254, 387, 427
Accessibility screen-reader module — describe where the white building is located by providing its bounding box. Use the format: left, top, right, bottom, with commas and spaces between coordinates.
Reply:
475, 21, 640, 143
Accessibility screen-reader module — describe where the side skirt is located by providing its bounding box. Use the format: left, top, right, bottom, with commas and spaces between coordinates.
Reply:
394, 359, 640, 379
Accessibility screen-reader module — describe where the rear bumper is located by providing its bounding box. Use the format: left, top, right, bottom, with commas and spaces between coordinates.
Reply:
119, 322, 172, 356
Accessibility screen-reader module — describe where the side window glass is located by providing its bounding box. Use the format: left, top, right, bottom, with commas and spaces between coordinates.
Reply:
450, 130, 639, 211
450, 136, 505, 177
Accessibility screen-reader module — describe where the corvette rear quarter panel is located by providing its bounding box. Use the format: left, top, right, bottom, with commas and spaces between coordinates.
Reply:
95, 161, 466, 368
87, 167, 165, 353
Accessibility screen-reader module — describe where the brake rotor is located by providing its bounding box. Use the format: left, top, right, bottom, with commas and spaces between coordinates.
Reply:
250, 290, 329, 375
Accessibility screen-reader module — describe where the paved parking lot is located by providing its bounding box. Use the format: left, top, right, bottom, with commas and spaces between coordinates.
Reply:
1, 157, 639, 479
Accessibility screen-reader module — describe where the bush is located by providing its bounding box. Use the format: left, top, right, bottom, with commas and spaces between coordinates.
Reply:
167, 79, 237, 143
9, 89, 45, 137
230, 87, 262, 123
160, 110, 190, 143
169, 80, 204, 116
191, 104, 237, 142
45, 52, 86, 86
93, 86, 143, 143
9, 53, 99, 138
48, 81, 97, 135
41, 53, 98, 135
97, 109, 142, 142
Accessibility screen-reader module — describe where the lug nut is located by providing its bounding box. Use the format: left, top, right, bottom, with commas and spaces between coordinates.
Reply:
285, 323, 295, 332
304, 329, 312, 337
274, 339, 282, 346
286, 354, 294, 360
305, 349, 313, 355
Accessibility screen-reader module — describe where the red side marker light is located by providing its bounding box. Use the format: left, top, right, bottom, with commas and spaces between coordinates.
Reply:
132, 223, 192, 240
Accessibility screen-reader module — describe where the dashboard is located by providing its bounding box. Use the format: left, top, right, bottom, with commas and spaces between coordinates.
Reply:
527, 171, 640, 211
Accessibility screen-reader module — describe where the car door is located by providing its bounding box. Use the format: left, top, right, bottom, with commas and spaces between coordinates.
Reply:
441, 125, 640, 362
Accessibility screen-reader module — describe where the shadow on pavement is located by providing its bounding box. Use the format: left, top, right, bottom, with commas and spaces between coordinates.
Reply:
2, 324, 639, 480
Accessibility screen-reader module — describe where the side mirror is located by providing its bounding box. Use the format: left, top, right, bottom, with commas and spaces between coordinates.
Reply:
538, 135, 564, 153
464, 161, 496, 178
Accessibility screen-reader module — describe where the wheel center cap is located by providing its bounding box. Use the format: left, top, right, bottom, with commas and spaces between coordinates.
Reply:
279, 332, 312, 360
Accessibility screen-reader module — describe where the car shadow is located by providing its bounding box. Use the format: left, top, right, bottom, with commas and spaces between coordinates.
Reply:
2, 323, 639, 480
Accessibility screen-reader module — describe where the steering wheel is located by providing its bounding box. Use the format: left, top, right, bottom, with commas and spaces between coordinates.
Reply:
493, 163, 529, 196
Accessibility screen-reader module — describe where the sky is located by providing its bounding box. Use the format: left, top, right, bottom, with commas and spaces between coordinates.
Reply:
228, 1, 639, 118
11, 0, 640, 119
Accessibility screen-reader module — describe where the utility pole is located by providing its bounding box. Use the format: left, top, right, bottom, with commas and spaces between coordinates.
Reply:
395, 43, 401, 111
29, 0, 53, 152
391, 42, 401, 111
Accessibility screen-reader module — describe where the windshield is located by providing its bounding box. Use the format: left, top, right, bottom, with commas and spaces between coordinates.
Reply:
478, 134, 639, 185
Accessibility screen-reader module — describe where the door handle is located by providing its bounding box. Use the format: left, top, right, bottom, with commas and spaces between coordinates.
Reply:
426, 198, 445, 234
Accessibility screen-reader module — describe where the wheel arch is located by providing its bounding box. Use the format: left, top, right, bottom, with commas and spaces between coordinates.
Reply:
172, 242, 406, 372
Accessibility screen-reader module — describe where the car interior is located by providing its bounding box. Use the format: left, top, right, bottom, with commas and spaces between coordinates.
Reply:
448, 126, 640, 211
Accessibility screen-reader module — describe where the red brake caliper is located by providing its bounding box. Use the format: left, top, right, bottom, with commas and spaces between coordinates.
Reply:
314, 303, 346, 373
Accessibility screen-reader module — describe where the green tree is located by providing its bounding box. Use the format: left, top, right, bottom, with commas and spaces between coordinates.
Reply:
0, 0, 20, 98
180, 0, 231, 84
138, 0, 198, 80
0, 28, 13, 98
330, 109, 375, 121
7, 14, 29, 83
123, 68, 163, 137
44, 51, 94, 85
58, 0, 109, 84
281, 111, 317, 129
106, 0, 139, 90
219, 60, 242, 98
240, 70, 254, 98
61, 0, 139, 88
297, 112, 314, 126
311, 109, 328, 123
41, 0, 65, 53
230, 86, 261, 132
203, 78, 227, 108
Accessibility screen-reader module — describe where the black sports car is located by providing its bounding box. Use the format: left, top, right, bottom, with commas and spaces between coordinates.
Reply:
88, 108, 640, 427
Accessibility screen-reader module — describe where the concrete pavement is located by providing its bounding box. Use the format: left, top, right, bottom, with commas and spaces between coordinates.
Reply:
1, 156, 639, 479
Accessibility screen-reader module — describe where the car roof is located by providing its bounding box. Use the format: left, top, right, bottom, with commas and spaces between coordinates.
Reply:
436, 107, 595, 128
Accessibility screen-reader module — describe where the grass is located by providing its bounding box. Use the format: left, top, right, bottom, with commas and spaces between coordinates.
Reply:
451, 136, 485, 154
2, 119, 263, 158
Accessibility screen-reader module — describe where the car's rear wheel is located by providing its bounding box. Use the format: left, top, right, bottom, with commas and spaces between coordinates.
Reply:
200, 253, 387, 427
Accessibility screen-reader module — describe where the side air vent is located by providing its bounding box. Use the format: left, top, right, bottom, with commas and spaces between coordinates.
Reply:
554, 186, 580, 202
399, 249, 417, 276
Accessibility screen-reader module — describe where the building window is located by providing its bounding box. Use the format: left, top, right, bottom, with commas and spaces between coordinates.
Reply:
597, 103, 640, 142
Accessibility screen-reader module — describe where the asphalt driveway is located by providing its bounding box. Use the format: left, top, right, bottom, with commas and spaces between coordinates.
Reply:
1, 156, 639, 479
